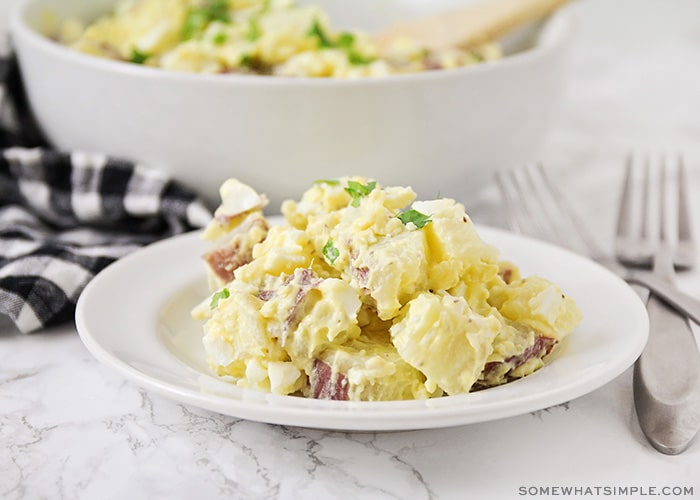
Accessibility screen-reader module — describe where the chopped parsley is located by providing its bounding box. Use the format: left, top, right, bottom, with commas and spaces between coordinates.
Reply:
240, 53, 253, 67
397, 209, 432, 229
128, 48, 150, 64
245, 19, 262, 41
347, 50, 377, 66
209, 287, 230, 309
314, 179, 340, 186
336, 32, 376, 65
307, 19, 334, 48
345, 180, 376, 207
336, 32, 355, 49
306, 19, 376, 65
212, 32, 228, 45
182, 0, 231, 41
182, 11, 207, 40
322, 239, 340, 264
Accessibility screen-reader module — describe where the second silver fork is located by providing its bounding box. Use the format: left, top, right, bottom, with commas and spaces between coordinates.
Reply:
496, 165, 700, 325
616, 156, 700, 455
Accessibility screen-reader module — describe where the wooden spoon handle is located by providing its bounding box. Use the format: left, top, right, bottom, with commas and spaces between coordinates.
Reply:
375, 0, 568, 52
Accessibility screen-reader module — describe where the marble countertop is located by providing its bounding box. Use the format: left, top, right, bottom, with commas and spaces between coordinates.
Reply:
2, 0, 700, 498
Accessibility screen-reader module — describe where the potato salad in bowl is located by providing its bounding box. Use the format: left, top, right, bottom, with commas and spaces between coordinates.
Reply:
55, 0, 501, 77
191, 178, 582, 401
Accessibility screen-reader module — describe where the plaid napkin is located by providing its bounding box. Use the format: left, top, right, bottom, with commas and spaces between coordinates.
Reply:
0, 53, 212, 333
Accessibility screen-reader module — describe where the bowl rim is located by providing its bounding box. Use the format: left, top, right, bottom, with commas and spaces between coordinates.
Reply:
10, 0, 575, 87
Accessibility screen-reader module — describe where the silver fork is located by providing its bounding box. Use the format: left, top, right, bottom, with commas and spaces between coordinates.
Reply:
615, 155, 700, 455
496, 164, 700, 325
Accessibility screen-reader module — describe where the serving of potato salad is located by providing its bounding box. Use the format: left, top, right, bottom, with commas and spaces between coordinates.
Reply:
56, 0, 501, 77
191, 178, 582, 401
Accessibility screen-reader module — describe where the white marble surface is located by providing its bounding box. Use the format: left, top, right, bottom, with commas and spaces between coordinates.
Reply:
3, 0, 700, 498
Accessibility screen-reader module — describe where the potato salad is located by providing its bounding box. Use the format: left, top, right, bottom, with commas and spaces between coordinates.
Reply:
191, 178, 582, 401
56, 0, 501, 77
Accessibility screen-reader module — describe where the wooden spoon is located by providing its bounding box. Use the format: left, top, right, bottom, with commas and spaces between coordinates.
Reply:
374, 0, 569, 52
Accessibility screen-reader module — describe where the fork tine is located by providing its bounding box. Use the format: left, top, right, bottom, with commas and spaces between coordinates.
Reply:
641, 154, 653, 245
658, 157, 668, 243
615, 154, 635, 244
617, 153, 657, 267
677, 156, 691, 240
677, 156, 692, 242
676, 155, 695, 269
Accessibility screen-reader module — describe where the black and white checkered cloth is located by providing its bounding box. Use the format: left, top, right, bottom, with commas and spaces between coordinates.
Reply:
0, 53, 212, 333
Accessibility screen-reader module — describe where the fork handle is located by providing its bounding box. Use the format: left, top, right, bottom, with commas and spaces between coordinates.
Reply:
634, 293, 700, 454
626, 271, 700, 326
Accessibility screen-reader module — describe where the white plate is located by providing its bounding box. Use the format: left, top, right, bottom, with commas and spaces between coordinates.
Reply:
75, 225, 649, 431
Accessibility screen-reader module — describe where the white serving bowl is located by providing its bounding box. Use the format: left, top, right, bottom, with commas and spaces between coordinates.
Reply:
10, 0, 574, 209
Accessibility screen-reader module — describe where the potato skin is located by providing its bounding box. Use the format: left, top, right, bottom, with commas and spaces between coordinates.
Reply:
311, 359, 349, 401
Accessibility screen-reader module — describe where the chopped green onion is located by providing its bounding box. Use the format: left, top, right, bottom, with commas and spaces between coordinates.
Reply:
205, 0, 231, 22
336, 32, 355, 48
182, 11, 206, 40
246, 19, 261, 41
128, 48, 150, 64
210, 287, 230, 309
307, 18, 333, 48
337, 32, 376, 65
322, 239, 340, 264
345, 180, 376, 207
212, 32, 228, 45
182, 0, 231, 40
240, 54, 253, 67
347, 50, 376, 66
307, 22, 374, 65
397, 209, 432, 229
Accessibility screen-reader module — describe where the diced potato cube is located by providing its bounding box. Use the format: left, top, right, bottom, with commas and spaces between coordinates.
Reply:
390, 292, 501, 394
